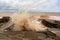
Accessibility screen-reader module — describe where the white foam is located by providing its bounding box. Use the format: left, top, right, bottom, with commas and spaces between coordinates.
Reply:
0, 17, 3, 19
49, 16, 60, 21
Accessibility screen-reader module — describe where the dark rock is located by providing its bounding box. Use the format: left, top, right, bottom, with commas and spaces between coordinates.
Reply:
0, 17, 10, 23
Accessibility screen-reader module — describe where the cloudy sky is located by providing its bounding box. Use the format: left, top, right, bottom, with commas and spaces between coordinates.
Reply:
0, 0, 60, 12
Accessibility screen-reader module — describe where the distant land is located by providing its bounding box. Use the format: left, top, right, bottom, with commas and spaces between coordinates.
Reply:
0, 12, 60, 16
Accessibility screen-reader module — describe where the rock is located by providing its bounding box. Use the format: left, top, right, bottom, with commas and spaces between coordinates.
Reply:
0, 31, 59, 40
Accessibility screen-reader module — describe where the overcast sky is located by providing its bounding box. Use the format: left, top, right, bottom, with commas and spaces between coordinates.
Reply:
0, 0, 60, 12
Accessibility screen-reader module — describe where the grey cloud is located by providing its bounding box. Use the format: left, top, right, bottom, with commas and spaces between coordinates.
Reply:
0, 0, 58, 12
